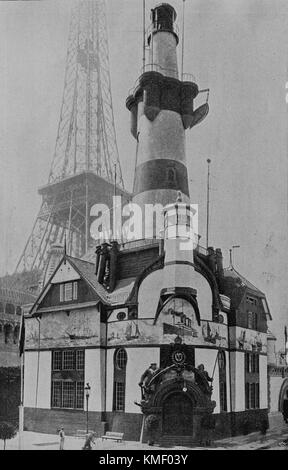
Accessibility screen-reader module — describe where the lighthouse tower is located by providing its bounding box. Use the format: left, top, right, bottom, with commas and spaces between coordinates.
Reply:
126, 3, 208, 225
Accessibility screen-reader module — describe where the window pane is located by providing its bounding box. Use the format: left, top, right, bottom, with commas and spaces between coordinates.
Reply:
62, 382, 75, 408
65, 283, 73, 301
115, 382, 125, 411
255, 383, 260, 408
76, 350, 84, 370
256, 355, 259, 373
60, 284, 64, 302
250, 383, 256, 409
76, 382, 84, 409
220, 381, 227, 412
115, 349, 127, 370
245, 383, 250, 409
52, 351, 62, 370
248, 354, 253, 373
73, 282, 78, 300
63, 350, 75, 370
52, 381, 62, 408
247, 312, 253, 329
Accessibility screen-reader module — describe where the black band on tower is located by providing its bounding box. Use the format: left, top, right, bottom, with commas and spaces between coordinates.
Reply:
133, 159, 189, 197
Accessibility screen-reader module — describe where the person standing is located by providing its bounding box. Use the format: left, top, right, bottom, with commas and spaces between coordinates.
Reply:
82, 432, 96, 450
58, 427, 65, 450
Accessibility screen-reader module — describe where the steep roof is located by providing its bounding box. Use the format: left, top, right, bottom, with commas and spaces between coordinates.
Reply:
67, 256, 109, 303
68, 256, 136, 305
223, 266, 265, 296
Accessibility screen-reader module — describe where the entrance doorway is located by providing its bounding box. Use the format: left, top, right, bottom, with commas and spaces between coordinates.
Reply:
162, 392, 193, 435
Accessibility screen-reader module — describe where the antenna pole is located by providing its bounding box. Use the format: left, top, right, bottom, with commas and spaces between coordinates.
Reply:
206, 158, 211, 248
114, 163, 117, 198
229, 248, 232, 267
142, 0, 146, 72
181, 0, 186, 80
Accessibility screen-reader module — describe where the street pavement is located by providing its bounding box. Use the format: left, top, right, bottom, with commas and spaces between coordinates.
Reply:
3, 421, 288, 451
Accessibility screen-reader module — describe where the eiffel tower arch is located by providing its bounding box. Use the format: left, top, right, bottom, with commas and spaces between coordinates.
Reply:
15, 0, 131, 274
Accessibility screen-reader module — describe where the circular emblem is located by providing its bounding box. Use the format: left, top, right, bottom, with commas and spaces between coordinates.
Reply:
172, 350, 186, 365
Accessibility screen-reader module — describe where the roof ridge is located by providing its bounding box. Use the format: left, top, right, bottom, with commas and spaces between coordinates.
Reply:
224, 266, 264, 294
67, 255, 94, 266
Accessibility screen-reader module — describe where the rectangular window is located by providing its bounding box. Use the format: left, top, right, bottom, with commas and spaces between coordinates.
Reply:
114, 382, 125, 411
73, 281, 78, 300
64, 283, 73, 301
52, 350, 62, 371
250, 383, 256, 409
220, 381, 227, 412
63, 350, 75, 370
245, 382, 250, 409
76, 381, 84, 409
60, 284, 64, 302
52, 381, 62, 408
76, 350, 85, 370
62, 381, 75, 408
59, 282, 78, 302
245, 353, 260, 410
255, 383, 260, 408
252, 354, 259, 373
247, 296, 257, 306
51, 350, 84, 409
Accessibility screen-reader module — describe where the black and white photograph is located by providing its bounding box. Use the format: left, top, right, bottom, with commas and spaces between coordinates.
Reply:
0, 0, 288, 454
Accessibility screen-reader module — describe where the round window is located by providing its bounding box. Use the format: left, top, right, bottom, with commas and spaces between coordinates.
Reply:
117, 311, 126, 321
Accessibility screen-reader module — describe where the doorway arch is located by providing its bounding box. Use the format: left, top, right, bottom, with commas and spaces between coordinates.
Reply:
162, 392, 193, 436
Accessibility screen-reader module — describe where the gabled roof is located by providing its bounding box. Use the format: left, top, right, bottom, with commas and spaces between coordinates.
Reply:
223, 266, 265, 296
68, 257, 136, 306
67, 256, 109, 303
29, 254, 137, 316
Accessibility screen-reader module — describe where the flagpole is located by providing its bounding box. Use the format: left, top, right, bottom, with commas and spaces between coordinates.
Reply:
18, 309, 25, 450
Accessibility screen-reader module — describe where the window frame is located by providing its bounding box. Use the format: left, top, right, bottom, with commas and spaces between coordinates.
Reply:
244, 352, 260, 410
59, 281, 78, 303
51, 349, 85, 410
113, 348, 127, 412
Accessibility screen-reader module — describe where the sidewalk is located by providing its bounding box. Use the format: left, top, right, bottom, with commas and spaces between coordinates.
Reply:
4, 420, 288, 451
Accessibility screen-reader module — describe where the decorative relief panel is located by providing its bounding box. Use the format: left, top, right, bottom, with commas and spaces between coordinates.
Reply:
25, 308, 100, 350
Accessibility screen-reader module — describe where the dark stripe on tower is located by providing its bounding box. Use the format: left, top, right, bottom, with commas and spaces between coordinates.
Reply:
133, 159, 189, 197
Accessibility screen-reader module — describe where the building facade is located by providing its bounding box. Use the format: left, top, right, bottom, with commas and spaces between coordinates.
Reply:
22, 2, 282, 445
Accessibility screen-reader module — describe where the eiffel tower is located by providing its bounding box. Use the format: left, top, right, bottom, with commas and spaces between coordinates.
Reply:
15, 0, 131, 274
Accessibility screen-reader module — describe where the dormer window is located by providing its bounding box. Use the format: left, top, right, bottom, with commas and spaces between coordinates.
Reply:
60, 282, 78, 302
246, 296, 257, 306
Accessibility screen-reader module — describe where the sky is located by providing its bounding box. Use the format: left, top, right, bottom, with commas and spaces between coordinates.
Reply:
0, 0, 287, 347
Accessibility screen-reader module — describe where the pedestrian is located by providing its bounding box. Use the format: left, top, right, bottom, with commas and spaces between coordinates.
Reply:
82, 431, 96, 450
58, 427, 65, 450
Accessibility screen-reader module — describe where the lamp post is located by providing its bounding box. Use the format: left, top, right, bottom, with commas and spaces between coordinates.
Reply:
84, 383, 91, 434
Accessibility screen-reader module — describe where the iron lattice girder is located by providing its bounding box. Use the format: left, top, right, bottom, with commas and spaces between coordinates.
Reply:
48, 0, 124, 188
16, 172, 131, 272
15, 1, 129, 273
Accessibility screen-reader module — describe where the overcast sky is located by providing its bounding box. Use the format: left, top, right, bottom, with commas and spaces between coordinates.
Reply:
0, 0, 287, 347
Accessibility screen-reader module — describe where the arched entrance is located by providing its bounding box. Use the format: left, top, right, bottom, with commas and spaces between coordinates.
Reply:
162, 392, 193, 436
279, 378, 288, 415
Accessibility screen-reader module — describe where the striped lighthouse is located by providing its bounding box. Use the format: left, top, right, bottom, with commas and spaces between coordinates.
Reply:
126, 2, 209, 236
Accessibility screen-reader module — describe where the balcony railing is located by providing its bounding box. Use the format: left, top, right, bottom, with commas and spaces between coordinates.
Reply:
127, 63, 197, 97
